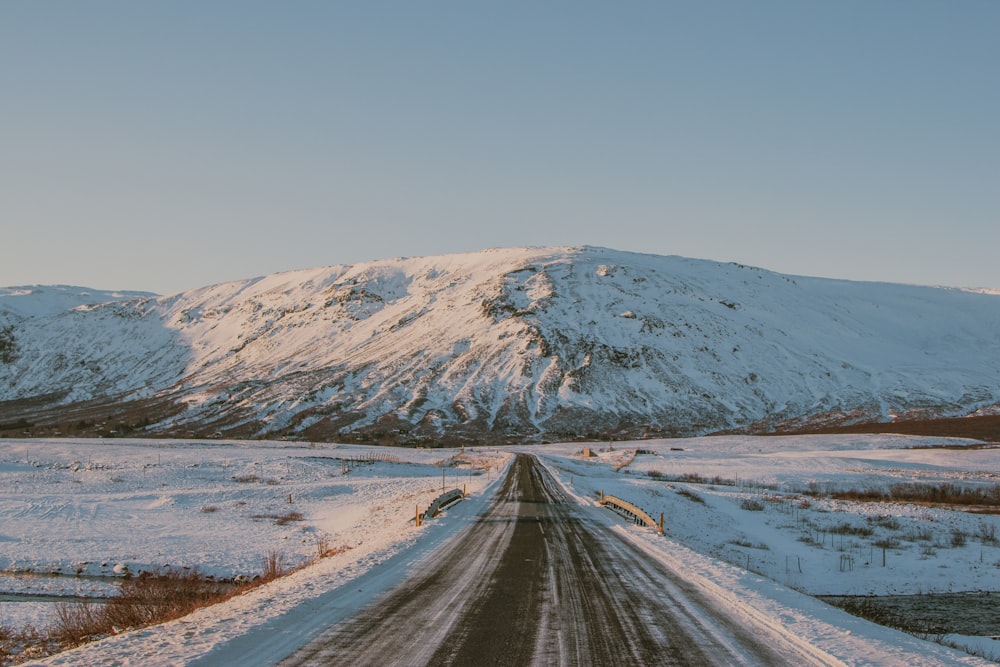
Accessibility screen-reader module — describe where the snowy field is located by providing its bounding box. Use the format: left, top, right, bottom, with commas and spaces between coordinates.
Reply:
0, 439, 508, 643
534, 434, 1000, 662
2, 434, 999, 664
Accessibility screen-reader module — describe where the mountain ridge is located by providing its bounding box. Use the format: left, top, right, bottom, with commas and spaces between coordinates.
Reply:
2, 246, 999, 444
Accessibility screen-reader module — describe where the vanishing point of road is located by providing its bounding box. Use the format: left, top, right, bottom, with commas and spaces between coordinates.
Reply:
275, 454, 832, 666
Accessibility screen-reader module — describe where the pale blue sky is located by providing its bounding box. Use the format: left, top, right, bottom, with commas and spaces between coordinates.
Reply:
2, 1, 998, 295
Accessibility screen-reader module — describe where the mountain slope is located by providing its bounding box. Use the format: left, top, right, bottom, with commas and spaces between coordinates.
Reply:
2, 247, 999, 444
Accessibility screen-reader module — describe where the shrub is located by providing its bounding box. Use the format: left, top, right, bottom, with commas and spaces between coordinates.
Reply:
261, 550, 286, 581
867, 515, 901, 531
231, 474, 261, 483
646, 471, 738, 486
830, 522, 874, 537
275, 511, 303, 526
950, 529, 967, 548
1, 624, 53, 663
51, 600, 107, 647
678, 472, 706, 484
251, 511, 304, 526
830, 482, 1000, 507
873, 538, 900, 549
904, 526, 935, 542
740, 498, 765, 511
679, 472, 736, 486
104, 570, 235, 631
53, 569, 238, 647
730, 539, 770, 550
50, 556, 293, 655
677, 488, 705, 504
0, 623, 12, 661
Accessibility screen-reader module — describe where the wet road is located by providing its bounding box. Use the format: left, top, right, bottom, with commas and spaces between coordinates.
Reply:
278, 454, 829, 666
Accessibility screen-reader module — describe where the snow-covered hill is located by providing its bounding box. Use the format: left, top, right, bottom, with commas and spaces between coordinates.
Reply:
0, 285, 156, 319
2, 246, 999, 444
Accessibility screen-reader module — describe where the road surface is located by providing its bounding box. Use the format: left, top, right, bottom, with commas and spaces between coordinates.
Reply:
275, 454, 831, 666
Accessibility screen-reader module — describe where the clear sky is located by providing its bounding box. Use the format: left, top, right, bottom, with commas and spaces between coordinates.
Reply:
2, 1, 998, 295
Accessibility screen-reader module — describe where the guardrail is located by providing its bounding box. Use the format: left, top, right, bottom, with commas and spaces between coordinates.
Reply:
415, 488, 465, 526
598, 491, 664, 534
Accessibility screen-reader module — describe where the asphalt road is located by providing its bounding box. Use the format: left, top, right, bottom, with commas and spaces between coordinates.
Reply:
277, 454, 830, 666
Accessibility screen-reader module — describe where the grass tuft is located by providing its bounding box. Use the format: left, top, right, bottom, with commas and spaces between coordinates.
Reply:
676, 488, 705, 504
261, 550, 287, 581
740, 498, 765, 511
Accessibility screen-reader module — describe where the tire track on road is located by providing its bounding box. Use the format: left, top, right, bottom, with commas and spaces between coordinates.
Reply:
280, 454, 832, 666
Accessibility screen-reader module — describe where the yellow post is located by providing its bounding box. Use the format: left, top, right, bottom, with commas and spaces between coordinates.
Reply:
463, 484, 466, 497
659, 513, 664, 533
600, 490, 605, 504
416, 505, 421, 527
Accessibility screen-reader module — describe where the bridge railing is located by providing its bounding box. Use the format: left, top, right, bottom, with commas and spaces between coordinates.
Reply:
598, 491, 664, 534
415, 488, 465, 526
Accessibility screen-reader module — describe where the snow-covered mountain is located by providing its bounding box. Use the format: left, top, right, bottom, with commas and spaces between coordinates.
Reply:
0, 285, 156, 319
2, 246, 999, 444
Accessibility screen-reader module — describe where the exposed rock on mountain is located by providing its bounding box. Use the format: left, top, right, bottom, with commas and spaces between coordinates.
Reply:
2, 247, 999, 444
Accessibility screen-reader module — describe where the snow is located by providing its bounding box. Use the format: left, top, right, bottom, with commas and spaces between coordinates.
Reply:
0, 286, 155, 320
535, 435, 1000, 597
532, 434, 1000, 663
3, 247, 1000, 441
1, 434, 998, 664
0, 438, 510, 664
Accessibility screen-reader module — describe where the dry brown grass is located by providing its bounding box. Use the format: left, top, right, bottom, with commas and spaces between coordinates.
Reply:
260, 551, 287, 582
676, 488, 705, 504
1, 623, 56, 665
821, 482, 1000, 509
781, 414, 1000, 443
52, 569, 244, 648
251, 511, 304, 526
319, 544, 353, 558
36, 542, 350, 661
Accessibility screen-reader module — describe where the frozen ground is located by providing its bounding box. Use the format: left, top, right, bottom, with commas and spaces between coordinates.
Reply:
0, 438, 508, 660
1, 434, 999, 664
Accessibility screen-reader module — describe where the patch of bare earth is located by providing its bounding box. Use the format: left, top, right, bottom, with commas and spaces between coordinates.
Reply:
775, 414, 1000, 444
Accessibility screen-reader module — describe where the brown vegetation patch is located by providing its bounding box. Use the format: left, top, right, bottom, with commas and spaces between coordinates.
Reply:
52, 568, 248, 648
812, 482, 1000, 512
252, 511, 304, 526
779, 414, 1000, 443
